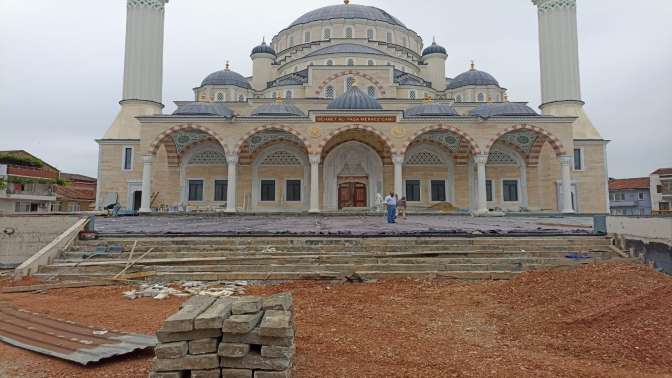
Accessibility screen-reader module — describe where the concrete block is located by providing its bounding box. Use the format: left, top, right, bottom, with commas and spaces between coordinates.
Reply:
221, 369, 253, 378
222, 312, 263, 334
254, 370, 291, 378
155, 341, 188, 359
191, 369, 222, 378
189, 338, 219, 355
162, 296, 216, 333
219, 351, 290, 371
157, 328, 222, 343
231, 300, 262, 315
218, 343, 250, 358
221, 328, 293, 347
149, 371, 186, 378
260, 345, 295, 359
154, 354, 220, 372
196, 298, 234, 330
259, 311, 293, 338
261, 293, 292, 311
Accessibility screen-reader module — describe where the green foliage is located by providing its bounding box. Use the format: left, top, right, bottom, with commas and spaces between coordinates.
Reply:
5, 175, 69, 186
0, 177, 5, 191
0, 153, 45, 168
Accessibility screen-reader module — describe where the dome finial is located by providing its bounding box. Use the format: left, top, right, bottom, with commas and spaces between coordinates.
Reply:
423, 95, 433, 104
275, 93, 284, 104
351, 77, 358, 88
470, 60, 475, 71
262, 36, 265, 44
432, 36, 436, 44
225, 60, 230, 70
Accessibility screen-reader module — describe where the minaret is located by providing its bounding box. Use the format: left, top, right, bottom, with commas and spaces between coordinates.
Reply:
103, 0, 168, 139
532, 0, 601, 139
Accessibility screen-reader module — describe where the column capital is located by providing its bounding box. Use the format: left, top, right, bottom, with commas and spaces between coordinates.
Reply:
143, 154, 154, 164
474, 154, 489, 165
559, 155, 572, 166
128, 0, 168, 10
532, 0, 576, 12
392, 154, 405, 165
309, 154, 321, 165
226, 154, 239, 165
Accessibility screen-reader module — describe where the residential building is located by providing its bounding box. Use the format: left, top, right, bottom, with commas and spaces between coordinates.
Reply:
650, 168, 672, 215
608, 177, 651, 216
0, 150, 59, 213
56, 173, 97, 212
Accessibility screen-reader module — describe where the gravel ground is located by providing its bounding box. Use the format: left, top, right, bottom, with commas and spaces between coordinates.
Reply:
94, 214, 595, 235
1, 262, 670, 377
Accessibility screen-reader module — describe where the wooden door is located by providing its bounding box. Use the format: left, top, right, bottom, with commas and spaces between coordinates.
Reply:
338, 183, 352, 209
353, 183, 367, 207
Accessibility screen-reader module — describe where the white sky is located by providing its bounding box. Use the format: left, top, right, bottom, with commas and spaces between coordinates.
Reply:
0, 0, 671, 178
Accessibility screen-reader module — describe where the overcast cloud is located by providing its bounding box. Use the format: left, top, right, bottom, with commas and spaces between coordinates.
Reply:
0, 0, 670, 178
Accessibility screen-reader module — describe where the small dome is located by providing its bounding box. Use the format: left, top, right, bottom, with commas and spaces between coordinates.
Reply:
288, 3, 406, 29
327, 85, 383, 110
251, 102, 305, 117
251, 41, 276, 56
173, 102, 234, 117
201, 67, 252, 89
447, 65, 499, 89
406, 103, 458, 117
469, 103, 539, 118
422, 41, 447, 56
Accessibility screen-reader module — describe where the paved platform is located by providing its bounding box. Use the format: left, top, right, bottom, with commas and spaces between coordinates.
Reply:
94, 214, 595, 236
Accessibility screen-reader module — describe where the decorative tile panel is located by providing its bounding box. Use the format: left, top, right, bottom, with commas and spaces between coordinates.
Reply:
415, 131, 461, 153
188, 150, 227, 165
248, 131, 301, 153
260, 150, 302, 166
498, 131, 538, 154
171, 131, 211, 154
405, 151, 443, 165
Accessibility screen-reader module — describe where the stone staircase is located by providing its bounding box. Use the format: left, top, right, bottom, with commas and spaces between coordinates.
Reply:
34, 235, 625, 281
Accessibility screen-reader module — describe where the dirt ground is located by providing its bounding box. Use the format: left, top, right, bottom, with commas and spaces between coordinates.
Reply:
1, 262, 671, 378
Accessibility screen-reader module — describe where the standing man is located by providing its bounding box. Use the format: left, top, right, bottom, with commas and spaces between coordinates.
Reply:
384, 192, 397, 224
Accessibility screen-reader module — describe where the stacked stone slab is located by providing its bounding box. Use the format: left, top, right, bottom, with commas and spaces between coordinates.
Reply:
150, 293, 294, 378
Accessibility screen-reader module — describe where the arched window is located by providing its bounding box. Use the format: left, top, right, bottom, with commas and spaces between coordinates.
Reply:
345, 27, 353, 38
367, 29, 374, 40
368, 60, 374, 66
289, 36, 294, 47
216, 92, 224, 102
325, 85, 335, 99
346, 77, 354, 90
347, 58, 354, 66
402, 37, 407, 47
326, 59, 334, 66
323, 28, 331, 39
456, 95, 462, 103
293, 66, 298, 72
386, 32, 392, 43
285, 90, 292, 99
367, 86, 376, 97
304, 31, 311, 43
238, 95, 245, 102
477, 93, 485, 102
409, 90, 416, 100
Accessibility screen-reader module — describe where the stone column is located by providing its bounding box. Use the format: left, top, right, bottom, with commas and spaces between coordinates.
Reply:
392, 154, 404, 197
560, 155, 574, 213
475, 154, 489, 215
226, 154, 238, 213
309, 154, 321, 213
139, 154, 154, 213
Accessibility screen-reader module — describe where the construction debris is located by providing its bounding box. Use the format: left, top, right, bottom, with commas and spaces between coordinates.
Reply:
2, 281, 117, 294
0, 301, 157, 365
123, 281, 247, 301
150, 293, 294, 377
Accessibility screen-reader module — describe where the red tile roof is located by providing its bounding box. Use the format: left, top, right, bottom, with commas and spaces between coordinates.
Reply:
56, 186, 96, 201
609, 177, 650, 191
652, 168, 672, 175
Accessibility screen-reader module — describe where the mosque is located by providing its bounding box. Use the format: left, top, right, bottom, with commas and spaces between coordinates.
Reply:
96, 0, 608, 214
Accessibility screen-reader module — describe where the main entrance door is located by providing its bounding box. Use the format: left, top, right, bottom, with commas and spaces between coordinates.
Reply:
338, 182, 367, 209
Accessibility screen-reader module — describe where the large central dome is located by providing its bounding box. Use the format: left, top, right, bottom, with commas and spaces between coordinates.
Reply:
288, 3, 406, 29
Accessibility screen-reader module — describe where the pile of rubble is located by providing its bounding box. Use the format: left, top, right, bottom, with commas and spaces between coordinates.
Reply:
151, 293, 294, 378
124, 281, 247, 300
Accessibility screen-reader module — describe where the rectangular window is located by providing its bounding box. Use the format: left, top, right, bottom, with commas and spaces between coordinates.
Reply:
304, 31, 310, 43
286, 180, 301, 202
503, 180, 519, 202
214, 180, 228, 202
188, 180, 203, 201
657, 185, 663, 193
661, 202, 671, 211
486, 180, 493, 202
431, 180, 446, 202
638, 192, 645, 200
405, 180, 420, 202
123, 147, 133, 171
261, 180, 276, 202
573, 148, 583, 170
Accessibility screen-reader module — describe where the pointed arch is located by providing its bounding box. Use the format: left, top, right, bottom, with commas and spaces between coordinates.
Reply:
400, 124, 481, 166
315, 70, 386, 97
147, 124, 228, 168
317, 124, 394, 155
485, 124, 566, 157
233, 124, 312, 155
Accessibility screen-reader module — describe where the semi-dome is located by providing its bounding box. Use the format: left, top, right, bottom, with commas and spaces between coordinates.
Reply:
173, 102, 234, 117
288, 3, 406, 29
406, 102, 458, 117
422, 41, 447, 56
201, 67, 252, 89
469, 103, 539, 118
327, 85, 383, 110
251, 41, 276, 56
251, 102, 306, 117
447, 64, 499, 90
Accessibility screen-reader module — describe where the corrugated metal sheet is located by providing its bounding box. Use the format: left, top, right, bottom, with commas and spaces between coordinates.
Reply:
0, 302, 157, 365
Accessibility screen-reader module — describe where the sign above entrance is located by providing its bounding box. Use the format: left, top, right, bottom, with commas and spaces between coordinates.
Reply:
315, 115, 397, 123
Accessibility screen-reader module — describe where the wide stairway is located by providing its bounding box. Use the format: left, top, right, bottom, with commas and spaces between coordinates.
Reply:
33, 235, 627, 281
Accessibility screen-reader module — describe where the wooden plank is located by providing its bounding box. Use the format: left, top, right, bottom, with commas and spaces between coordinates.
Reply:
1, 281, 116, 294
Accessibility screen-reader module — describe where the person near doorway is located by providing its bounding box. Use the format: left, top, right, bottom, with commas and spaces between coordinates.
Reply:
398, 196, 407, 220
384, 192, 397, 224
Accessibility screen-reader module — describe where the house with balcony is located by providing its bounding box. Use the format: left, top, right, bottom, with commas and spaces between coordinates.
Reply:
650, 168, 672, 215
0, 150, 61, 213
608, 177, 652, 216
